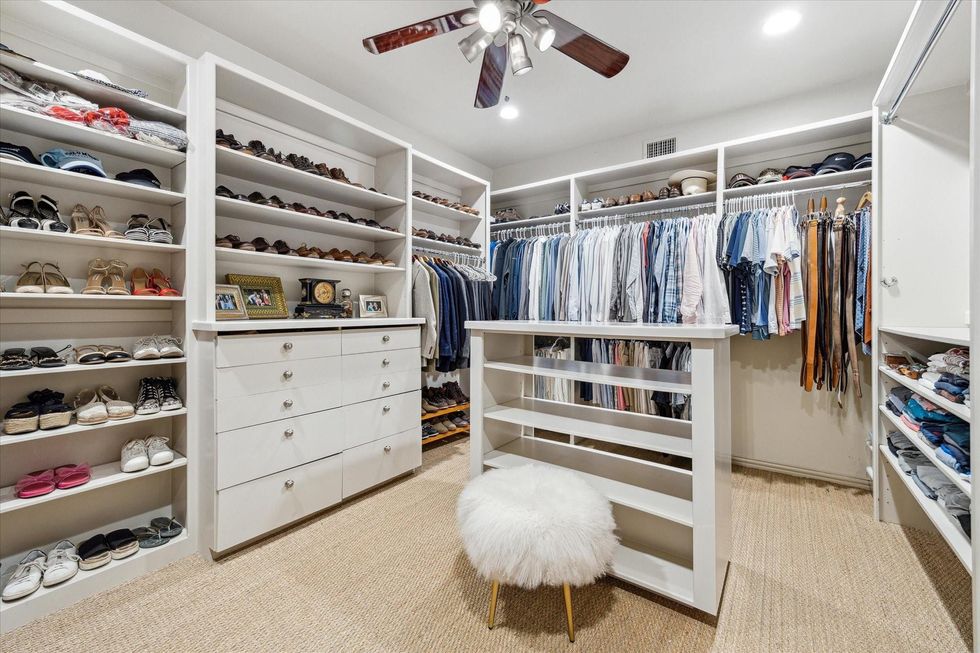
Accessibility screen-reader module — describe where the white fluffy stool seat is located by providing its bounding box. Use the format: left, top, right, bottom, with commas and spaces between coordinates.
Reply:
457, 464, 617, 642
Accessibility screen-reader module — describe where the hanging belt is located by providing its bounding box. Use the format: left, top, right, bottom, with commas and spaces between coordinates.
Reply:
802, 217, 819, 391
843, 218, 862, 401
830, 219, 844, 392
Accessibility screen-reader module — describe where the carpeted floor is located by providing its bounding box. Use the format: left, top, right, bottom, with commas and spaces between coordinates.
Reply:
1, 438, 972, 652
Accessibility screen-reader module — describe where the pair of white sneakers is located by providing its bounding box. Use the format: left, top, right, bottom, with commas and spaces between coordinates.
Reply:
133, 335, 183, 360
120, 436, 174, 472
1, 541, 78, 601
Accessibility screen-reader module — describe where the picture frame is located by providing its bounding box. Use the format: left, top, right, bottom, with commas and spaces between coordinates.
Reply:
214, 284, 248, 321
358, 294, 388, 318
226, 274, 288, 319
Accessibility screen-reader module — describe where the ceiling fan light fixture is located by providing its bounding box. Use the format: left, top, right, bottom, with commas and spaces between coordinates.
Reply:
519, 14, 555, 51
478, 2, 503, 33
508, 32, 532, 76
458, 28, 496, 63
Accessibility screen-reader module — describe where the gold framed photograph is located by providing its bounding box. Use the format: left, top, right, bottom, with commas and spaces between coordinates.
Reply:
226, 274, 288, 319
214, 284, 248, 321
359, 294, 388, 318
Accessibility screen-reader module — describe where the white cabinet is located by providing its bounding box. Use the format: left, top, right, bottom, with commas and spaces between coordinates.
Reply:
343, 428, 422, 499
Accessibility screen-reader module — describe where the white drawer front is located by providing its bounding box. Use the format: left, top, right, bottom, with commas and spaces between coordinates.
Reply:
342, 326, 420, 355
215, 454, 342, 551
342, 369, 420, 405
217, 331, 341, 368
342, 390, 420, 449
341, 347, 420, 377
216, 357, 341, 399
216, 409, 345, 490
342, 428, 420, 499
216, 384, 340, 432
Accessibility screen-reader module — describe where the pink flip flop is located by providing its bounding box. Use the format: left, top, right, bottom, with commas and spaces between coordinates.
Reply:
54, 464, 92, 490
14, 469, 55, 499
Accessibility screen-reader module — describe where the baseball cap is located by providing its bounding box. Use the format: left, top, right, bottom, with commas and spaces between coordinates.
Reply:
783, 165, 816, 180
815, 152, 856, 176
114, 168, 161, 188
727, 173, 756, 188
0, 141, 41, 165
756, 168, 784, 184
852, 153, 872, 170
39, 148, 107, 177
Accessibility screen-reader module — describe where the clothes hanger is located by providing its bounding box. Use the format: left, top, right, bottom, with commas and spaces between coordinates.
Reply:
856, 191, 872, 210
834, 196, 848, 219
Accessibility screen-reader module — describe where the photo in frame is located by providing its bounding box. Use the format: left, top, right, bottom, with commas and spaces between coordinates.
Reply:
214, 284, 248, 321
358, 294, 388, 318
226, 274, 288, 319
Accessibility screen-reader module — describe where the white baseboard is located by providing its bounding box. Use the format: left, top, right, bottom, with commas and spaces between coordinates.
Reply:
732, 456, 871, 490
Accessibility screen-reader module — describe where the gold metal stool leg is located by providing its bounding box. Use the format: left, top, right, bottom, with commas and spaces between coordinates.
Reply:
488, 580, 500, 629
563, 583, 574, 642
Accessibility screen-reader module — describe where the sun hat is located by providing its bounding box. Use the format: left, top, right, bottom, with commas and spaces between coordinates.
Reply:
668, 169, 717, 196
39, 148, 107, 177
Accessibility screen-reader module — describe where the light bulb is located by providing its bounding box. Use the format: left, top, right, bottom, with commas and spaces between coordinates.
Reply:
763, 9, 801, 36
519, 14, 556, 51
500, 104, 519, 120
478, 3, 503, 33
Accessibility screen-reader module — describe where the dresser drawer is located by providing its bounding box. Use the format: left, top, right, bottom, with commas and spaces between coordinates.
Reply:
216, 384, 340, 432
216, 357, 341, 399
341, 347, 420, 377
215, 454, 342, 551
342, 390, 420, 449
216, 331, 341, 368
341, 326, 419, 355
342, 428, 420, 499
216, 409, 345, 490
342, 369, 420, 405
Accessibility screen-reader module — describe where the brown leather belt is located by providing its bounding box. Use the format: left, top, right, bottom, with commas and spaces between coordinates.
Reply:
802, 217, 819, 391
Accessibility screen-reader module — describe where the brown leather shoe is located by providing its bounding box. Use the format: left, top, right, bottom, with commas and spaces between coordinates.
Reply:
338, 249, 355, 262
330, 167, 351, 183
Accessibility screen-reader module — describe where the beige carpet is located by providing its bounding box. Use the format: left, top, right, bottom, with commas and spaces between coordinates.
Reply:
1, 438, 972, 653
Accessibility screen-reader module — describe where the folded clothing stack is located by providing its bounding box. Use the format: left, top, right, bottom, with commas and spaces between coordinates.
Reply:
918, 347, 970, 407
885, 387, 970, 480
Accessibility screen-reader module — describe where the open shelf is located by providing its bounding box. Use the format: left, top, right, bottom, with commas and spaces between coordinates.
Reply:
722, 167, 871, 198
483, 437, 693, 526
0, 456, 187, 514
0, 160, 185, 206
214, 247, 404, 273
0, 409, 187, 447
215, 196, 403, 241
216, 147, 405, 211
485, 397, 693, 458
422, 426, 469, 445
879, 326, 971, 347
0, 226, 185, 253
577, 192, 715, 221
0, 105, 185, 168
611, 544, 694, 607
490, 213, 570, 231
411, 236, 482, 255
879, 406, 970, 493
484, 356, 692, 394
412, 196, 482, 223
878, 366, 970, 422
0, 357, 185, 379
0, 293, 184, 308
879, 445, 972, 571
422, 402, 470, 421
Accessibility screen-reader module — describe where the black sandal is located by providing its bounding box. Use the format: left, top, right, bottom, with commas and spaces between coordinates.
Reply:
8, 191, 39, 229
30, 346, 68, 368
35, 195, 69, 232
0, 348, 32, 370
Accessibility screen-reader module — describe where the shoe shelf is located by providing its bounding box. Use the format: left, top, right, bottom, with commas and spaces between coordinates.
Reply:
0, 357, 186, 380
421, 402, 470, 421
214, 247, 405, 273
216, 146, 405, 211
0, 456, 187, 514
611, 544, 694, 606
215, 196, 404, 242
484, 356, 693, 395
0, 105, 186, 168
878, 366, 970, 422
0, 226, 185, 253
0, 160, 185, 206
411, 236, 482, 255
878, 406, 970, 493
0, 409, 187, 447
412, 196, 482, 223
422, 426, 469, 446
878, 326, 971, 347
0, 293, 185, 309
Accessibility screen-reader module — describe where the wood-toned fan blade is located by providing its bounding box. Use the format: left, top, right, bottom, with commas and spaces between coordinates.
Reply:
532, 9, 629, 78
363, 8, 476, 54
474, 42, 507, 108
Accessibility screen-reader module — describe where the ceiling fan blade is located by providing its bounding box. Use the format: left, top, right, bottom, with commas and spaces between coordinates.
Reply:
532, 9, 629, 78
362, 8, 476, 54
474, 41, 507, 108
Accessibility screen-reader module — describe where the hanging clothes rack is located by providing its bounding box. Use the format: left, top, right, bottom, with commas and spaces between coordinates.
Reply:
577, 200, 717, 227
491, 220, 569, 240
412, 244, 486, 267
724, 179, 873, 213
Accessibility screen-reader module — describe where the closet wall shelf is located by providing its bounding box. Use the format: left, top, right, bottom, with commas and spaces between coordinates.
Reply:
878, 445, 972, 570
0, 160, 185, 206
215, 147, 405, 210
410, 236, 482, 255
489, 213, 570, 231
412, 196, 482, 223
721, 168, 871, 198
422, 402, 470, 421
611, 544, 694, 606
878, 326, 971, 347
577, 192, 715, 220
878, 366, 970, 422
0, 52, 187, 125
191, 317, 425, 333
422, 427, 469, 446
484, 437, 694, 526
0, 293, 184, 309
0, 456, 187, 514
0, 409, 187, 447
878, 406, 970, 493
215, 247, 405, 273
485, 397, 693, 458
485, 356, 693, 394
0, 357, 186, 379
215, 197, 404, 242
0, 226, 186, 253
0, 105, 186, 167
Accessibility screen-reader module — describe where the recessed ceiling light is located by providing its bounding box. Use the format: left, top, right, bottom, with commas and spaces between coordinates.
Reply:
500, 103, 519, 120
763, 9, 801, 36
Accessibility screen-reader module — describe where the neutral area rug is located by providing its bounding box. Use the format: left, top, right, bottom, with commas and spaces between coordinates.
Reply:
1, 438, 971, 652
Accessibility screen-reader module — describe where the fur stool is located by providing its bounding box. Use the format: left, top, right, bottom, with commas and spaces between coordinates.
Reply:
456, 464, 617, 642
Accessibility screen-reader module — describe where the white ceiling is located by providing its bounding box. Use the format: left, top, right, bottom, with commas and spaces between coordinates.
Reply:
162, 0, 914, 169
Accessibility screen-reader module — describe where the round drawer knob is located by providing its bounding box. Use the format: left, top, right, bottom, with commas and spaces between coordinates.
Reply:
383, 445, 392, 453
382, 335, 390, 343
284, 479, 295, 489
382, 381, 391, 389
382, 358, 390, 367
283, 399, 294, 408
284, 428, 294, 438
283, 370, 293, 379
283, 342, 294, 351
383, 405, 391, 413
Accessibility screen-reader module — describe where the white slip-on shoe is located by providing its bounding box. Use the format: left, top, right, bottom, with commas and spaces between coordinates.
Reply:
120, 439, 149, 473
1, 550, 45, 601
145, 435, 174, 466
42, 540, 79, 587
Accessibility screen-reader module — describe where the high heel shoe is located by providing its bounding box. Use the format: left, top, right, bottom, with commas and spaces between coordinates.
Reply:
105, 260, 130, 295
130, 267, 158, 296
149, 269, 180, 296
40, 263, 73, 294
15, 261, 44, 293
71, 205, 100, 237
90, 207, 124, 239
83, 258, 109, 294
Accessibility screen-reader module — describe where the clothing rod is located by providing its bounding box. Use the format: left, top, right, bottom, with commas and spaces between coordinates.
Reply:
723, 180, 872, 207
412, 245, 485, 262
881, 0, 960, 124
577, 201, 717, 224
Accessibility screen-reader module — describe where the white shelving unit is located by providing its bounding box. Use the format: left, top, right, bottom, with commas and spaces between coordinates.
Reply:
0, 0, 195, 633
467, 320, 736, 614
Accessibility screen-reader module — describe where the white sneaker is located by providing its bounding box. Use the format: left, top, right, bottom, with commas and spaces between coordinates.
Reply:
42, 541, 79, 587
155, 335, 183, 358
121, 439, 149, 472
145, 435, 174, 466
1, 550, 45, 601
133, 336, 161, 360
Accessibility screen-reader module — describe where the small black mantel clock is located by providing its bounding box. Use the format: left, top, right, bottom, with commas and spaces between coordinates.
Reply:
295, 278, 345, 318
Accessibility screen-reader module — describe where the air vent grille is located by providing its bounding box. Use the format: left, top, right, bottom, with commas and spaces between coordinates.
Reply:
644, 137, 676, 159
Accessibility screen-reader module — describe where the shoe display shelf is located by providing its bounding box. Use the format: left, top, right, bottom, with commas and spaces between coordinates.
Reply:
0, 1, 195, 632
421, 400, 471, 446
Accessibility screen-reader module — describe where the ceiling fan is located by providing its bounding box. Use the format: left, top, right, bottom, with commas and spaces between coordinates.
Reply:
362, 0, 629, 108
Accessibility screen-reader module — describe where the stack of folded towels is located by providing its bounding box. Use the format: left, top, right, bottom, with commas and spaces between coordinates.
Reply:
918, 347, 970, 407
